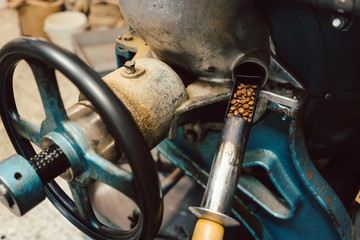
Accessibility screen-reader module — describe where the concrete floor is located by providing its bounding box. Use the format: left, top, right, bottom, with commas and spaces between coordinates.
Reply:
0, 8, 84, 240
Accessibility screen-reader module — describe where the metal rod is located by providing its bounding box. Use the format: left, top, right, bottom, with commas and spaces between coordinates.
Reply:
162, 168, 185, 195
201, 117, 251, 215
190, 60, 266, 227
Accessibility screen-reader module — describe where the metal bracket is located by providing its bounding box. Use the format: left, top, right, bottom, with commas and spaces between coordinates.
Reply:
116, 31, 153, 67
260, 56, 307, 118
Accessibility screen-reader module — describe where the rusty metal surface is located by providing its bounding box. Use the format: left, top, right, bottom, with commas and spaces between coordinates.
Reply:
289, 119, 354, 240
102, 58, 187, 148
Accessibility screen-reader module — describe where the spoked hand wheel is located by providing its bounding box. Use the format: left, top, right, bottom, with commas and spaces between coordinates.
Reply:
0, 37, 163, 240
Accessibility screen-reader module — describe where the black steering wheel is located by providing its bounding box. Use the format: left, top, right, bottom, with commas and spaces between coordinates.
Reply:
0, 37, 163, 239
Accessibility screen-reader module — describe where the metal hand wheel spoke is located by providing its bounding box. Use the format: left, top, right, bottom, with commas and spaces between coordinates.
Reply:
68, 153, 137, 230
27, 60, 68, 127
85, 153, 135, 200
9, 114, 41, 146
68, 181, 99, 225
0, 37, 163, 240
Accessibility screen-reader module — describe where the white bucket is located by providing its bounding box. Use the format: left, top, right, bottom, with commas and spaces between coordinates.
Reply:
44, 11, 87, 52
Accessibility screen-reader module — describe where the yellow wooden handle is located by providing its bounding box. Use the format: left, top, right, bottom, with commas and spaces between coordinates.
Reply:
192, 219, 224, 240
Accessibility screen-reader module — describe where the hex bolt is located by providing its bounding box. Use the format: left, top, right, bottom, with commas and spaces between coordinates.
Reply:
331, 15, 349, 30
118, 34, 133, 41
122, 33, 133, 41
0, 183, 13, 208
281, 87, 293, 94
332, 17, 343, 28
124, 61, 136, 74
325, 93, 333, 100
124, 35, 133, 41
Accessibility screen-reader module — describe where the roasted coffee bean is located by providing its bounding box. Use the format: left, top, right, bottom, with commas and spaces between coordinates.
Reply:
228, 82, 258, 121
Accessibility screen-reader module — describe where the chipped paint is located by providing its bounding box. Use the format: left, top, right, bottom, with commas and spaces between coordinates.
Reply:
288, 118, 351, 239
306, 171, 312, 180
327, 204, 341, 228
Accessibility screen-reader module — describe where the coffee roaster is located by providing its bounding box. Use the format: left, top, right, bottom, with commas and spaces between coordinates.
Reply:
0, 0, 359, 239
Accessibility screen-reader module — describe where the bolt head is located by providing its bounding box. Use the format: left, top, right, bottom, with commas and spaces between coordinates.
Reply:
124, 60, 135, 68
325, 93, 333, 100
332, 18, 343, 28
281, 87, 293, 94
124, 61, 136, 74
123, 34, 133, 41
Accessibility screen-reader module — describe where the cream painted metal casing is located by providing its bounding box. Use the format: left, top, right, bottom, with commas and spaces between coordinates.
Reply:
118, 0, 270, 80
102, 58, 187, 148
